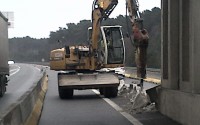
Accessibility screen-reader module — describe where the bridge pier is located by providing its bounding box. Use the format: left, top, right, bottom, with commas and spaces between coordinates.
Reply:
159, 0, 200, 124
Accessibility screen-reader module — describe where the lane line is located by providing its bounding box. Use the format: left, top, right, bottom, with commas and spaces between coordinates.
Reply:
92, 89, 143, 125
35, 67, 41, 71
10, 69, 19, 72
10, 65, 21, 76
32, 65, 43, 72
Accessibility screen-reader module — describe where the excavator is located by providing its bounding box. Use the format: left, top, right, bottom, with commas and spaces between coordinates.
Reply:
50, 0, 148, 99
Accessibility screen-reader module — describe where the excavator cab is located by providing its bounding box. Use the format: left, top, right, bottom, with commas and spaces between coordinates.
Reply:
88, 25, 125, 67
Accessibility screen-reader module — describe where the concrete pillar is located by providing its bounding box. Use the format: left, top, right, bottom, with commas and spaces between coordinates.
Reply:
161, 0, 180, 89
179, 0, 200, 94
179, 0, 192, 93
190, 0, 200, 93
161, 0, 169, 84
159, 1, 200, 124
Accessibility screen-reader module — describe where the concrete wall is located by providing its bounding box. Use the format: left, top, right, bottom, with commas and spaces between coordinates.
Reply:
159, 0, 200, 124
0, 72, 47, 125
159, 89, 200, 125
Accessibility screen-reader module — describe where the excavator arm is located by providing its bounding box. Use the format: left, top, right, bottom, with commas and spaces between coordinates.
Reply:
91, 0, 149, 83
91, 0, 118, 70
126, 0, 140, 24
126, 0, 149, 43
126, 0, 149, 87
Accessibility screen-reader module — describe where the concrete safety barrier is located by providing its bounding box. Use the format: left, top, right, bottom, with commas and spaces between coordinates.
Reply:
124, 67, 161, 84
124, 73, 161, 84
0, 72, 48, 125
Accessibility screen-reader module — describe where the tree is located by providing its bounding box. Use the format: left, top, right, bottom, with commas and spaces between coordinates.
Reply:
9, 7, 161, 68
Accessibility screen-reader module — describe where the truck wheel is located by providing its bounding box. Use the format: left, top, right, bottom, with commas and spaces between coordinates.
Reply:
0, 84, 4, 97
58, 87, 73, 99
0, 77, 6, 97
104, 86, 118, 98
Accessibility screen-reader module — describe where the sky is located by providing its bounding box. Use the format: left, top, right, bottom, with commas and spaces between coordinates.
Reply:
0, 0, 160, 39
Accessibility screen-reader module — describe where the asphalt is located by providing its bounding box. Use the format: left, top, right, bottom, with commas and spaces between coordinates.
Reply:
112, 94, 181, 125
132, 112, 181, 125
39, 70, 133, 125
38, 69, 181, 125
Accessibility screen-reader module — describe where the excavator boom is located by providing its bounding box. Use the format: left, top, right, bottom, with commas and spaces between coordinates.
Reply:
93, 0, 118, 20
91, 0, 119, 70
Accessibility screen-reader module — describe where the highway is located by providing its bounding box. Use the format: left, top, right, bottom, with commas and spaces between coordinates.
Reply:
39, 70, 134, 125
0, 64, 161, 124
38, 68, 161, 125
0, 64, 44, 115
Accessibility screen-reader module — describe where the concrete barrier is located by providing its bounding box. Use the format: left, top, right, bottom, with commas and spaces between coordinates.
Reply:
124, 67, 161, 73
124, 67, 161, 84
0, 72, 48, 125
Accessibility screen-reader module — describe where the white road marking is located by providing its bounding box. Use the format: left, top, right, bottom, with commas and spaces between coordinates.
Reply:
92, 89, 143, 125
9, 65, 21, 76
35, 67, 41, 71
10, 69, 18, 72
33, 65, 45, 72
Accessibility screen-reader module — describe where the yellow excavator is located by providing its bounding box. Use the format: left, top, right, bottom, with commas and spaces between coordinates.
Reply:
50, 0, 148, 99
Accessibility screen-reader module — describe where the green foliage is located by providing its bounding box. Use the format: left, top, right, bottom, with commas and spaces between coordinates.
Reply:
9, 7, 161, 68
144, 7, 161, 68
49, 20, 91, 48
9, 36, 49, 62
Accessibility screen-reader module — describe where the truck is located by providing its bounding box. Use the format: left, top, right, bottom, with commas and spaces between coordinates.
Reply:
50, 0, 148, 99
0, 12, 9, 97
